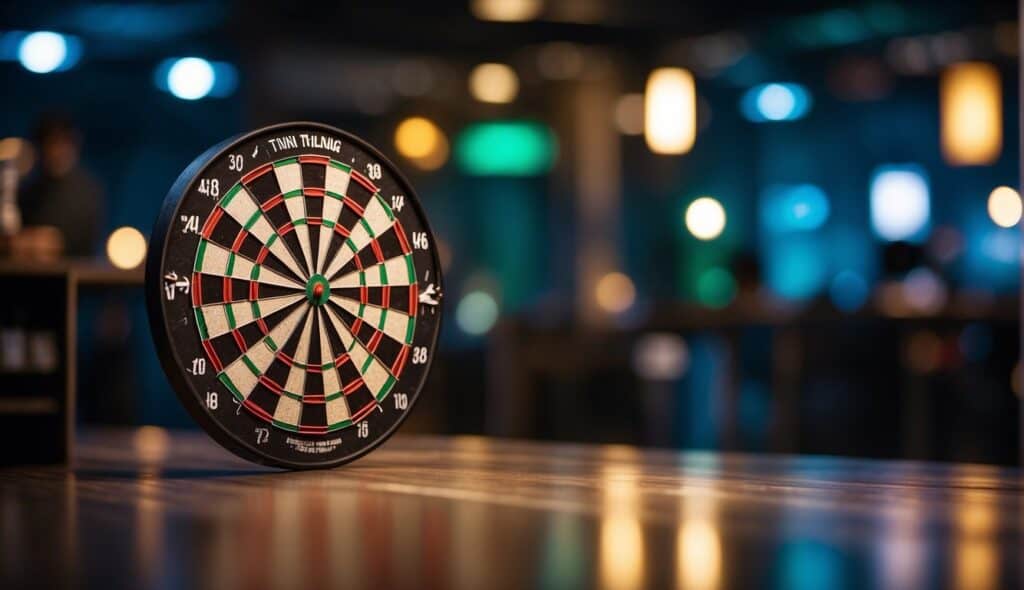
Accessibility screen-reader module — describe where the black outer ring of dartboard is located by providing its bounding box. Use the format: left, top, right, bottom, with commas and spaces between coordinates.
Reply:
145, 121, 444, 470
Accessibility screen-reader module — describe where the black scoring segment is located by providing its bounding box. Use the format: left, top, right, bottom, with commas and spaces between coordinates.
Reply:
246, 172, 281, 204
389, 286, 411, 314
337, 206, 362, 236
211, 331, 242, 364
357, 246, 380, 269
246, 384, 281, 418
208, 214, 243, 250
300, 402, 327, 428
305, 196, 324, 220
308, 221, 321, 271
373, 336, 403, 369
301, 163, 326, 190
345, 180, 374, 209
229, 279, 250, 302
254, 283, 301, 300
237, 233, 263, 261
345, 385, 375, 415
366, 287, 386, 307
264, 358, 291, 388
376, 228, 403, 260
200, 274, 225, 304
264, 201, 292, 230
239, 322, 266, 349
336, 357, 362, 387
304, 315, 323, 395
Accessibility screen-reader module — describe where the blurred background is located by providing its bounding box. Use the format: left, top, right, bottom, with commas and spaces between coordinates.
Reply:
0, 0, 1019, 464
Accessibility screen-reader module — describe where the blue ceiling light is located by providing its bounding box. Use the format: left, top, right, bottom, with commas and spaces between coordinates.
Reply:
167, 57, 214, 100
155, 57, 238, 100
741, 83, 812, 122
761, 184, 830, 233
870, 164, 930, 242
17, 31, 81, 73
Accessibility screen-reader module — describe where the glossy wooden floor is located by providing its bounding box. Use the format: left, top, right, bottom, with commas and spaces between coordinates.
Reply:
1, 429, 1022, 589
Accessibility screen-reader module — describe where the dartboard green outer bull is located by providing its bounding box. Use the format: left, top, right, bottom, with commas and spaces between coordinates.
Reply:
146, 122, 443, 469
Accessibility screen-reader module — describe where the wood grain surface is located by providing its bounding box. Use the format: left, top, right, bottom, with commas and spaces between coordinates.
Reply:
1, 428, 1022, 589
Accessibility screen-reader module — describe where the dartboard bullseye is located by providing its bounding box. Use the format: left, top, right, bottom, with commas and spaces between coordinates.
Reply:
146, 122, 443, 469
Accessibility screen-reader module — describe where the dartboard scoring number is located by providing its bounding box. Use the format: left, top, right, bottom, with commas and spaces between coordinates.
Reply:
146, 122, 443, 469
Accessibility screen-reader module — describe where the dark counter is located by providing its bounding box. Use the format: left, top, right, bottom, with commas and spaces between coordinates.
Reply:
1, 428, 1021, 589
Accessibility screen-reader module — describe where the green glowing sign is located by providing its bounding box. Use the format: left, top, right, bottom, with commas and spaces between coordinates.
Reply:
454, 121, 556, 176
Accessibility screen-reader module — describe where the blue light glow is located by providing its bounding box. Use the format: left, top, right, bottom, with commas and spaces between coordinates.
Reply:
741, 83, 811, 122
870, 165, 930, 242
778, 541, 842, 590
156, 58, 237, 100
829, 270, 869, 312
165, 57, 215, 100
960, 220, 1020, 291
980, 229, 1018, 264
17, 31, 79, 73
761, 184, 830, 232
765, 236, 828, 300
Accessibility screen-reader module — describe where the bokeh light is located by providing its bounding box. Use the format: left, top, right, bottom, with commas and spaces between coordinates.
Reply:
765, 236, 828, 300
632, 333, 689, 381
0, 137, 24, 160
456, 291, 500, 335
741, 83, 811, 122
614, 93, 645, 136
394, 116, 449, 170
106, 226, 147, 269
829, 270, 869, 312
133, 425, 170, 463
987, 186, 1021, 228
166, 57, 216, 100
902, 267, 947, 315
645, 68, 696, 154
595, 272, 636, 314
941, 62, 1001, 166
696, 267, 736, 308
870, 165, 930, 242
761, 184, 830, 233
469, 63, 519, 104
470, 0, 542, 22
685, 197, 726, 240
18, 32, 75, 74
454, 120, 556, 176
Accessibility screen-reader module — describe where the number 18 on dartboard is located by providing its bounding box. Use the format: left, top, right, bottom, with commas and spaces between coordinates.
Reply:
146, 122, 443, 469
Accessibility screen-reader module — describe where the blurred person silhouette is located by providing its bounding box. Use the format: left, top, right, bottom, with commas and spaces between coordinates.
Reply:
17, 114, 104, 258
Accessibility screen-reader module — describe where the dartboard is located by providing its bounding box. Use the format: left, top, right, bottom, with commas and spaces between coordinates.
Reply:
146, 122, 443, 469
